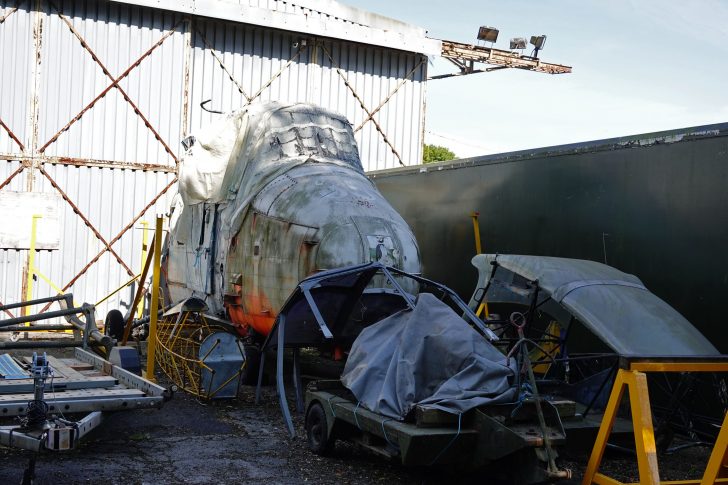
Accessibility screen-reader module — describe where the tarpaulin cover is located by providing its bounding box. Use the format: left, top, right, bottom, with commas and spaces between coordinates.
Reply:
168, 102, 369, 309
471, 254, 719, 357
341, 293, 517, 420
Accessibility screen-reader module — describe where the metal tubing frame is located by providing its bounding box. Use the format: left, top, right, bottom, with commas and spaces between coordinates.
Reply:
292, 347, 304, 413
74, 347, 168, 398
582, 361, 728, 485
0, 293, 70, 311
0, 411, 105, 453
0, 324, 75, 332
0, 293, 111, 352
275, 315, 295, 438
0, 306, 89, 327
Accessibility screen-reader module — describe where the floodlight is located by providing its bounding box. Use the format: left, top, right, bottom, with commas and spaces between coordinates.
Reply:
477, 26, 499, 43
530, 35, 547, 50
510, 37, 527, 50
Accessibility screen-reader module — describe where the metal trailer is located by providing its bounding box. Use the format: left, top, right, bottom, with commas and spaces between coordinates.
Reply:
0, 347, 168, 449
304, 381, 571, 484
0, 294, 169, 483
0, 346, 168, 483
254, 263, 579, 482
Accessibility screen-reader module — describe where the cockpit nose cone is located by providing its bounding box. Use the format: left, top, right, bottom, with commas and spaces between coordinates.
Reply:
315, 217, 420, 274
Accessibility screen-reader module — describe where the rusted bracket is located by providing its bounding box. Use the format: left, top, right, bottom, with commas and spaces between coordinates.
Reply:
39, 4, 182, 166
320, 44, 405, 166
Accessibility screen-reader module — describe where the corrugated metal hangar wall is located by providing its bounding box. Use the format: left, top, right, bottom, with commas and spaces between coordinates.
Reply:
0, 0, 436, 318
372, 123, 728, 352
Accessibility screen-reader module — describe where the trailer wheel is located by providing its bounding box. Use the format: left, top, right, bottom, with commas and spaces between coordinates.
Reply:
105, 309, 125, 341
306, 402, 334, 455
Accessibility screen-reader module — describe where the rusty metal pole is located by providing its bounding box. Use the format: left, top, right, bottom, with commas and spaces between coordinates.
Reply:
144, 216, 163, 382
138, 221, 149, 319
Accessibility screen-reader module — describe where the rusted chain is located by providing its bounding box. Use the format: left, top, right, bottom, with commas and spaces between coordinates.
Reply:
195, 27, 251, 103
0, 3, 19, 24
0, 118, 25, 152
39, 177, 177, 313
245, 44, 307, 106
40, 5, 182, 165
353, 57, 426, 133
38, 167, 135, 277
0, 164, 24, 191
320, 44, 404, 166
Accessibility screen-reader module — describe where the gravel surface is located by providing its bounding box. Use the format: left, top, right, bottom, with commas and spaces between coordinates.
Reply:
0, 349, 715, 484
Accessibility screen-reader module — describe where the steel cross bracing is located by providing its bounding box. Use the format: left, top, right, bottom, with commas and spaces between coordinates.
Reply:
0, 1, 181, 315
432, 39, 572, 80
0, 1, 429, 313
195, 25, 308, 109
196, 32, 424, 168
38, 3, 182, 165
320, 43, 425, 167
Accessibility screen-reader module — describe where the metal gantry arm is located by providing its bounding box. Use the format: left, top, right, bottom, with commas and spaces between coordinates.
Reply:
432, 39, 572, 80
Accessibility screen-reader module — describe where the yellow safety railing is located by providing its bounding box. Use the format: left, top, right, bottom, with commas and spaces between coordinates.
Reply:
582, 360, 728, 485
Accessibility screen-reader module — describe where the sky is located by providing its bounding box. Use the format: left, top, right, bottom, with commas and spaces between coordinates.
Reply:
343, 0, 728, 158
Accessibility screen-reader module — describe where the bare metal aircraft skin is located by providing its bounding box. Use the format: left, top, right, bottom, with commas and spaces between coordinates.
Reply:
164, 103, 421, 337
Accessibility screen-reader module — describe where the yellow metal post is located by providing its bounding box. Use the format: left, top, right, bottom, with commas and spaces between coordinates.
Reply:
470, 211, 482, 254
627, 371, 660, 484
470, 211, 490, 319
700, 410, 728, 484
145, 216, 163, 382
137, 221, 149, 319
583, 369, 660, 485
582, 369, 628, 485
583, 362, 728, 485
24, 215, 42, 316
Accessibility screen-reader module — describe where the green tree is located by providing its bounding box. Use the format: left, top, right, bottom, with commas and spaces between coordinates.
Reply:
422, 144, 456, 164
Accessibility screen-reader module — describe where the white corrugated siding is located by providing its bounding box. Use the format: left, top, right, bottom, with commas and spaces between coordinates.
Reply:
38, 1, 186, 166
0, 161, 26, 313
0, 0, 427, 316
189, 18, 426, 170
0, 1, 32, 156
31, 164, 175, 317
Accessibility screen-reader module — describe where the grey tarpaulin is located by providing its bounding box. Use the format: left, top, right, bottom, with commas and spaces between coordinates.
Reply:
469, 254, 719, 357
341, 293, 517, 420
